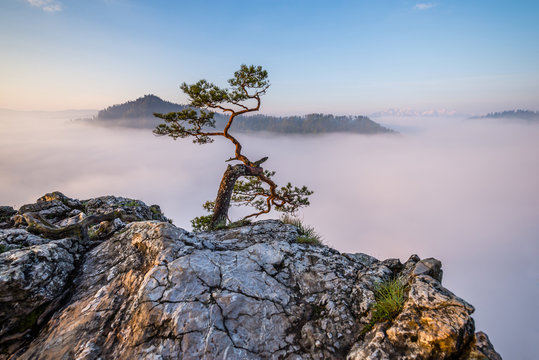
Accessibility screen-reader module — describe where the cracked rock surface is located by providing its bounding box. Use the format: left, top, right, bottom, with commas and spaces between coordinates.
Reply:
0, 193, 501, 359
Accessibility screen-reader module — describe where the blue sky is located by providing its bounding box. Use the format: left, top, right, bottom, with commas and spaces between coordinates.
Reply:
1, 0, 538, 114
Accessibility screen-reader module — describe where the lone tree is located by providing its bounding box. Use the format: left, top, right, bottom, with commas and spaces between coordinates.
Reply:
154, 65, 312, 230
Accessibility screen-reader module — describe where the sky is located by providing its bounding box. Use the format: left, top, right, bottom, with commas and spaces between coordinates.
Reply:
1, 0, 538, 115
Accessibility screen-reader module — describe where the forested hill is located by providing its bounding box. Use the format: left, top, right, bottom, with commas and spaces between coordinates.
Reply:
472, 110, 539, 121
94, 95, 394, 134
230, 114, 393, 134
96, 94, 188, 119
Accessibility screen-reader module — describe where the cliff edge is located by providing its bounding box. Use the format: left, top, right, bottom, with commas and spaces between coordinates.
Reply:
0, 193, 501, 359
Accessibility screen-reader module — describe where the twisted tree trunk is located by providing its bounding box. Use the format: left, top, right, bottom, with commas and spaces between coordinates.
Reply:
22, 210, 131, 241
210, 164, 262, 229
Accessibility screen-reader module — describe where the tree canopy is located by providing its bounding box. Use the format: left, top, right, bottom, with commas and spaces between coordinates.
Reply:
154, 65, 312, 230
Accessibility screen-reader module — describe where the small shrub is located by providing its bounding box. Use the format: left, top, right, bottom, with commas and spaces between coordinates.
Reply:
191, 214, 213, 232
225, 219, 252, 229
281, 215, 323, 245
0, 244, 7, 254
191, 215, 252, 232
191, 201, 216, 231
121, 200, 139, 207
361, 277, 407, 334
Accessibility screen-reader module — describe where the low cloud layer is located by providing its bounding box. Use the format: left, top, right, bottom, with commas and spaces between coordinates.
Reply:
1, 112, 537, 358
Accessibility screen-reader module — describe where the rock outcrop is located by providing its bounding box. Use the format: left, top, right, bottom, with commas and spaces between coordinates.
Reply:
0, 193, 501, 359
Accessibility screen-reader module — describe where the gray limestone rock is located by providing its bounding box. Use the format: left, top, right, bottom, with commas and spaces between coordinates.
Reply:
83, 195, 169, 222
18, 200, 72, 225
37, 191, 84, 210
413, 257, 443, 282
0, 193, 501, 360
465, 331, 503, 360
0, 192, 173, 357
0, 238, 78, 343
0, 229, 50, 251
0, 206, 16, 219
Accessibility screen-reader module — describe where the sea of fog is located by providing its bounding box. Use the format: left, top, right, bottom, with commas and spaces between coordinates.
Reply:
1, 111, 538, 358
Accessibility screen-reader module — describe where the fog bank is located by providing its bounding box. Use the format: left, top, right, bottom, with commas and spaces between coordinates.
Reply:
1, 113, 538, 358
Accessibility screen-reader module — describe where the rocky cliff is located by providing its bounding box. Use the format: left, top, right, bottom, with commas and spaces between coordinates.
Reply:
0, 193, 501, 359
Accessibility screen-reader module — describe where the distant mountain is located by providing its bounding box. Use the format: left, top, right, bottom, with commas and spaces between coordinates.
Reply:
93, 95, 395, 134
96, 94, 187, 120
471, 110, 539, 122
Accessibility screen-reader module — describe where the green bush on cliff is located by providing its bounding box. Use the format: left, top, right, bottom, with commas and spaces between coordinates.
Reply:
362, 277, 407, 334
281, 215, 323, 245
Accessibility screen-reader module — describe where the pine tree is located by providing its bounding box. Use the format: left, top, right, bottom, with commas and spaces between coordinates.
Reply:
154, 65, 312, 230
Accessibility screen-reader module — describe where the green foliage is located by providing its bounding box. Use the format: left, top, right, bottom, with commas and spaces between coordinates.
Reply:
296, 235, 322, 245
180, 65, 268, 111
120, 200, 139, 207
191, 200, 257, 232
232, 171, 312, 214
0, 244, 7, 253
153, 64, 270, 145
153, 108, 217, 144
156, 65, 312, 227
191, 201, 217, 231
201, 200, 215, 212
225, 219, 252, 229
227, 65, 269, 99
361, 278, 407, 334
181, 80, 230, 108
281, 215, 323, 245
178, 65, 269, 109
191, 214, 213, 232
190, 215, 251, 232
192, 174, 313, 232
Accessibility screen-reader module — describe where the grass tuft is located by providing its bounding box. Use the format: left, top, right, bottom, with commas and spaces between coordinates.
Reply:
281, 214, 323, 245
361, 277, 407, 334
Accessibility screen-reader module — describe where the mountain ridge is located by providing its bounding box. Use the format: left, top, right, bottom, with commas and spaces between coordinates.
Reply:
471, 109, 539, 121
93, 94, 395, 134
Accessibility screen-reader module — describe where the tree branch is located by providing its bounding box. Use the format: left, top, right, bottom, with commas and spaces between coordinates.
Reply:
23, 210, 131, 241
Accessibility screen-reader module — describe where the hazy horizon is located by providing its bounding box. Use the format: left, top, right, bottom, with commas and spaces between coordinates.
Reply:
3, 102, 537, 120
